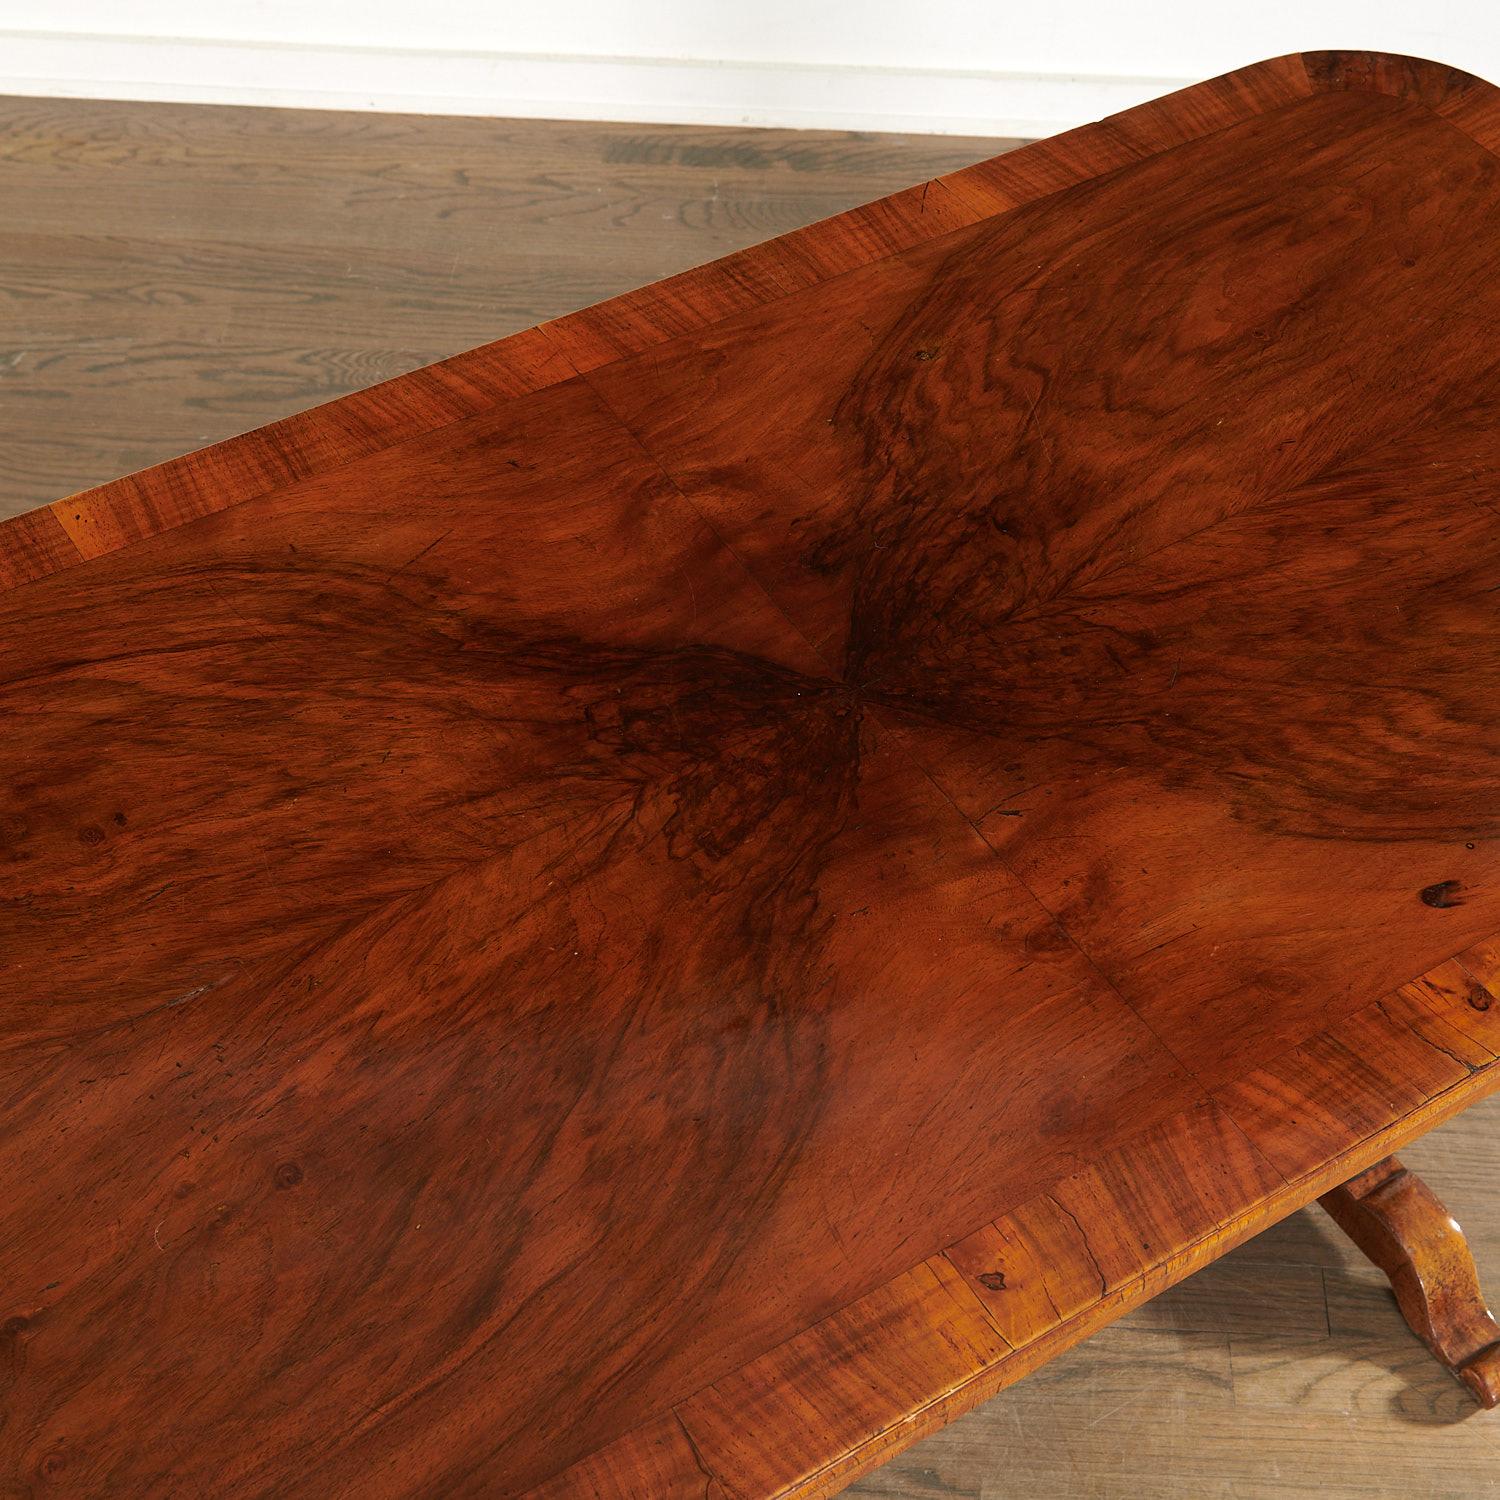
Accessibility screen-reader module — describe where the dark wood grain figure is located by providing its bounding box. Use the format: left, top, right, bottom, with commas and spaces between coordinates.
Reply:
1321, 1157, 1500, 1407
3, 50, 1500, 1499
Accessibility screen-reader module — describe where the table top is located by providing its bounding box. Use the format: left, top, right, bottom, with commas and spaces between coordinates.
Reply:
4, 49, 1500, 1499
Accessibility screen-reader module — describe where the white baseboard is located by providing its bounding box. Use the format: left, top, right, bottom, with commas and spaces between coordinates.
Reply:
0, 29, 1188, 136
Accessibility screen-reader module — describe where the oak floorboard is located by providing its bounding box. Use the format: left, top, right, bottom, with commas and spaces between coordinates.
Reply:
0, 96, 1017, 517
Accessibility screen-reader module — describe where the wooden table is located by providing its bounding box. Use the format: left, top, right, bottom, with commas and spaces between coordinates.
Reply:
3, 49, 1500, 1498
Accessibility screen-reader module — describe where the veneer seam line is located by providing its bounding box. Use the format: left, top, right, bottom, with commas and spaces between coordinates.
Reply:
0, 64, 1321, 586
12, 59, 1484, 596
631, 1050, 1500, 1500
540, 1029, 1499, 1497
883, 741, 1214, 1087
0, 363, 587, 597
546, 87, 1351, 382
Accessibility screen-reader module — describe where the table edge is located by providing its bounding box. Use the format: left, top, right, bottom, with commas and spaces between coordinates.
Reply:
534, 938, 1500, 1498
4, 50, 1496, 596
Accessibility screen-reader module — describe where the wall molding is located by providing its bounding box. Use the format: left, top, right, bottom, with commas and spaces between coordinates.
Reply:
0, 28, 1188, 135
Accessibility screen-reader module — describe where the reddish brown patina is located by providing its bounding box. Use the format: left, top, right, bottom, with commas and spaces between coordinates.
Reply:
3, 50, 1500, 1498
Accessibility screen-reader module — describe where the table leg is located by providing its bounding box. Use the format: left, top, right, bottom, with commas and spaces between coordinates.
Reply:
1320, 1155, 1500, 1407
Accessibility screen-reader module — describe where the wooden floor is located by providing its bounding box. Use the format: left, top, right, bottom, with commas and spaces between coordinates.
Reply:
0, 96, 1010, 518
4, 94, 1498, 1497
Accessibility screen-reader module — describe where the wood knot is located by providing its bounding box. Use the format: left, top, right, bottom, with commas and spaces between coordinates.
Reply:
1420, 880, 1464, 908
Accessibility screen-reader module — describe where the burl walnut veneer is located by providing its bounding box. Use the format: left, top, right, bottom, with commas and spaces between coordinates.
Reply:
4, 49, 1500, 1498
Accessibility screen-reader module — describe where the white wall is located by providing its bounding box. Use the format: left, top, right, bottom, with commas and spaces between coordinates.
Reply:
1, 2, 1497, 135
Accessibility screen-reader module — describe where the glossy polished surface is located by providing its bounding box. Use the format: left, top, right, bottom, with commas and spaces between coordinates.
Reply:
3, 49, 1500, 1499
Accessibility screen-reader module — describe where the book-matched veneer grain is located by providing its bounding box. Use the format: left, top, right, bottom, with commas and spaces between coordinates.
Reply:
2, 49, 1499, 1500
